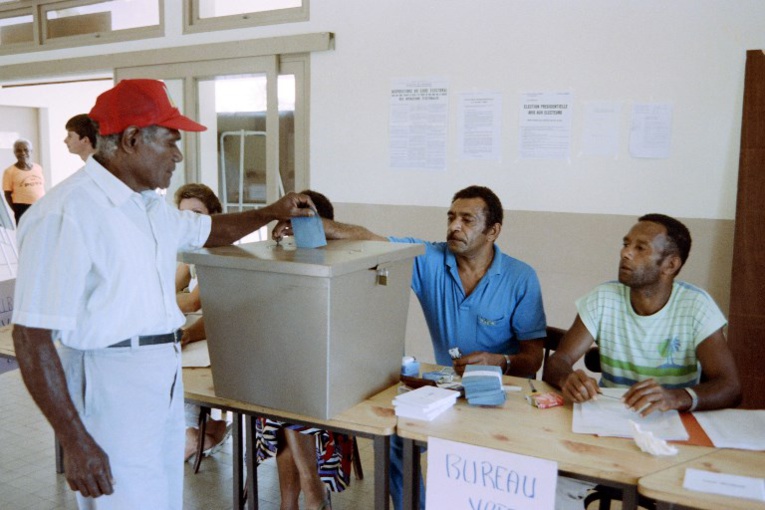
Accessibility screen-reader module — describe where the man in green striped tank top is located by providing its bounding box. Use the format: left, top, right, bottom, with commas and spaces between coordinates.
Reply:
544, 214, 741, 416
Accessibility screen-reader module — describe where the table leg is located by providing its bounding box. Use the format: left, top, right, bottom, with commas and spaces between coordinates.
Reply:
245, 415, 259, 510
402, 438, 420, 510
373, 435, 391, 510
233, 413, 245, 509
622, 485, 638, 510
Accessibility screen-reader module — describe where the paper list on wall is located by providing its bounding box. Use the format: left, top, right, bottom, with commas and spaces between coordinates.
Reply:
457, 92, 502, 161
629, 102, 673, 158
389, 78, 448, 171
580, 101, 622, 158
518, 91, 573, 160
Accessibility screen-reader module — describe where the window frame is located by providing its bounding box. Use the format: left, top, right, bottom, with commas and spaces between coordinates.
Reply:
182, 0, 308, 35
0, 0, 164, 55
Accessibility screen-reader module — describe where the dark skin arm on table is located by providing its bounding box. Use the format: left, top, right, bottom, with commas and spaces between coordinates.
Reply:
13, 325, 114, 498
452, 339, 544, 376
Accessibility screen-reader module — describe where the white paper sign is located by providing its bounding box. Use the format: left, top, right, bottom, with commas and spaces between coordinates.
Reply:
518, 91, 573, 160
389, 78, 449, 171
580, 101, 622, 158
458, 92, 502, 161
426, 436, 557, 510
629, 102, 673, 159
683, 468, 765, 502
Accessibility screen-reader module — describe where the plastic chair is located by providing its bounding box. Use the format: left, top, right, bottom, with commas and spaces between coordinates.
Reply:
584, 345, 601, 373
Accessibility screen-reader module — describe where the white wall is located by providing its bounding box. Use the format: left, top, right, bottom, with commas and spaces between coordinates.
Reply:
308, 1, 765, 220
1, 1, 763, 217
0, 80, 114, 185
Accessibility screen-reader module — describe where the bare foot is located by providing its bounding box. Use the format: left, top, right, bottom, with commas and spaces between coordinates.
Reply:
204, 419, 229, 445
184, 427, 200, 461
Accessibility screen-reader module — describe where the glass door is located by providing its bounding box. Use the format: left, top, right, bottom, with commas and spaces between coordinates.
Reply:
114, 56, 299, 237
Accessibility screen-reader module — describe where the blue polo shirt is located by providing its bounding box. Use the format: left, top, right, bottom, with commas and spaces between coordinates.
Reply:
389, 237, 547, 365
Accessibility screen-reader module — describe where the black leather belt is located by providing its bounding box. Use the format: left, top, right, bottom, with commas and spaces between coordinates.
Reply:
108, 329, 182, 348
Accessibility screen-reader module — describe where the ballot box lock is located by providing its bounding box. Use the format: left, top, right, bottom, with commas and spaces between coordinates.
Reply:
376, 267, 390, 286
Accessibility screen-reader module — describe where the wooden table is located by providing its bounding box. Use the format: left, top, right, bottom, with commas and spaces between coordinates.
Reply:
183, 367, 398, 510
397, 370, 716, 510
638, 449, 765, 509
0, 324, 14, 358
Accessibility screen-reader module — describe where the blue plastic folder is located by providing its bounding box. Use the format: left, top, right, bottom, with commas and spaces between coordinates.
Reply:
291, 213, 327, 248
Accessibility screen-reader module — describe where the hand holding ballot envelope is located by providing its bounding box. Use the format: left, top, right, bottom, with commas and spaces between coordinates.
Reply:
272, 189, 335, 246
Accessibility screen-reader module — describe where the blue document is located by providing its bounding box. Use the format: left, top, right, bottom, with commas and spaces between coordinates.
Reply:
291, 214, 327, 248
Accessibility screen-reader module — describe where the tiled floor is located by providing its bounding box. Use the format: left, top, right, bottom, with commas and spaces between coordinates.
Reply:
0, 369, 378, 510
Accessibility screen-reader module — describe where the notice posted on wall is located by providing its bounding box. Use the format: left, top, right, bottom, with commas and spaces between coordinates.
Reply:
426, 436, 558, 510
457, 92, 502, 161
389, 78, 448, 171
580, 101, 622, 158
629, 102, 673, 159
518, 91, 573, 160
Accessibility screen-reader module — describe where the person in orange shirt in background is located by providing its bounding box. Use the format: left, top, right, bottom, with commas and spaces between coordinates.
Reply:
3, 139, 45, 225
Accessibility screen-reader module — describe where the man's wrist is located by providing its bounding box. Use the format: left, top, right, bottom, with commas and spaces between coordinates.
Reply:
684, 387, 699, 412
502, 354, 512, 374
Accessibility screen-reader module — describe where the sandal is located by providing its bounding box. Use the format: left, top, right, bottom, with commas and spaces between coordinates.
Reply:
314, 489, 332, 510
186, 422, 232, 464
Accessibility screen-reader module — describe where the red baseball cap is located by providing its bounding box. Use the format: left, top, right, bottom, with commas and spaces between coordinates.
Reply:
89, 79, 207, 135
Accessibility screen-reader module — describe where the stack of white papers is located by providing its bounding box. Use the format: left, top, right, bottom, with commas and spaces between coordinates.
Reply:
181, 340, 211, 368
693, 409, 765, 450
393, 386, 460, 421
572, 388, 689, 440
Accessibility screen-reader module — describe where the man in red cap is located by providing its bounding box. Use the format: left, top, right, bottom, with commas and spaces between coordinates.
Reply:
11, 79, 315, 509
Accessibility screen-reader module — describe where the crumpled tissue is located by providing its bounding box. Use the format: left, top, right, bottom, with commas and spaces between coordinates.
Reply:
630, 420, 678, 456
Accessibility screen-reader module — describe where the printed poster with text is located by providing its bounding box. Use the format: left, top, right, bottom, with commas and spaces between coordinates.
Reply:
519, 92, 573, 160
389, 78, 448, 171
426, 436, 557, 510
458, 92, 502, 161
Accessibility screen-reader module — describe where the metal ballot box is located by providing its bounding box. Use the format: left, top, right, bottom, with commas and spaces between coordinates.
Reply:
182, 239, 424, 420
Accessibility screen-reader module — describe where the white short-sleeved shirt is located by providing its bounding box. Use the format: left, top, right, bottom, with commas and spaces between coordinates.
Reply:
12, 158, 212, 349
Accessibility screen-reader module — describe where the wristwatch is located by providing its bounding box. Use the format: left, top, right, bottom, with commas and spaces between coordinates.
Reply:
503, 354, 512, 374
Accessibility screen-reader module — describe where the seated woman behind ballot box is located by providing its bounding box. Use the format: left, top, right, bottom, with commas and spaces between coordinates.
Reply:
259, 190, 351, 510
174, 183, 232, 462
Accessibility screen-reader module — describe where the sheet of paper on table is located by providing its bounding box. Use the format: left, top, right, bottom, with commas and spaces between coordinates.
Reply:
182, 340, 211, 368
692, 409, 765, 450
572, 387, 688, 440
683, 468, 765, 502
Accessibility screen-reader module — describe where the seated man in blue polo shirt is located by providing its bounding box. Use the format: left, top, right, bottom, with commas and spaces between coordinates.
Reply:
282, 185, 547, 510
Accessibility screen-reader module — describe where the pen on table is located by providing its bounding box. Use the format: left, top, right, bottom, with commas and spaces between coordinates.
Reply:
528, 380, 537, 393
596, 390, 622, 400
